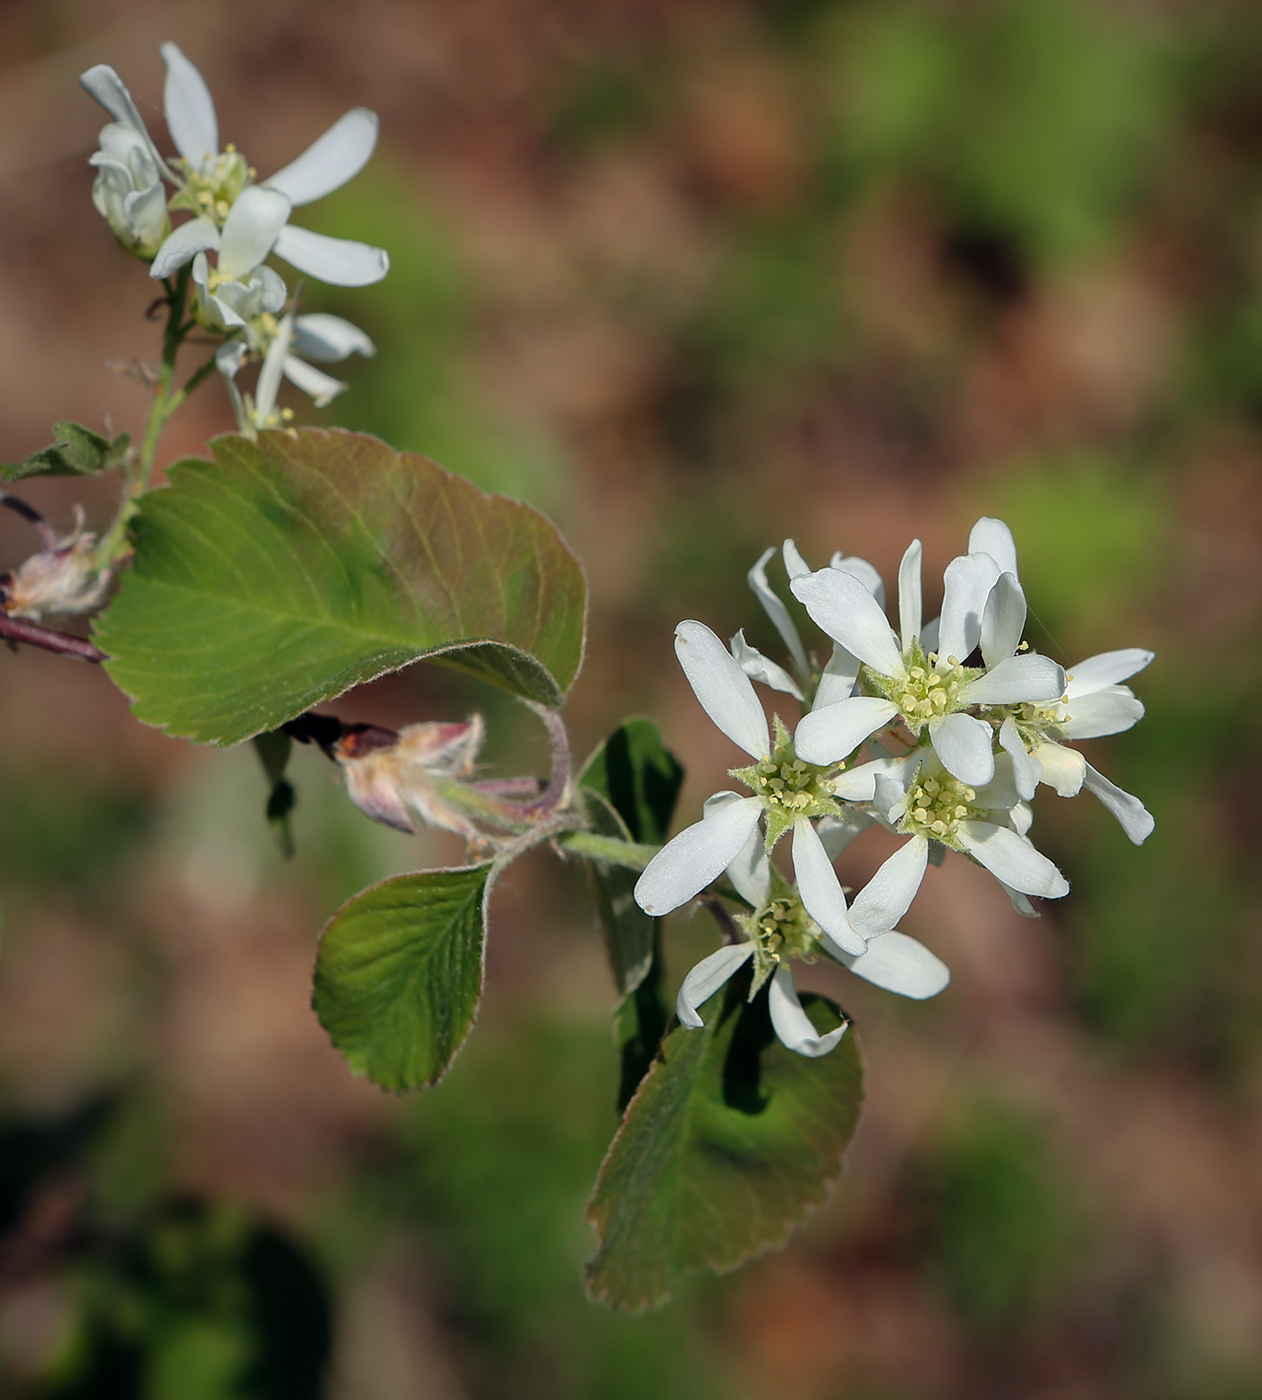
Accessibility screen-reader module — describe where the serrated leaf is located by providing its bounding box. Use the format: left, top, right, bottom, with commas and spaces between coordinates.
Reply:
579, 717, 684, 845
96, 429, 587, 744
2, 421, 130, 481
312, 863, 493, 1091
585, 973, 863, 1312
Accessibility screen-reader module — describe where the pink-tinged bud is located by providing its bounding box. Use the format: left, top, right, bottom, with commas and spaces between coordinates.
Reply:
2, 510, 110, 621
333, 716, 486, 837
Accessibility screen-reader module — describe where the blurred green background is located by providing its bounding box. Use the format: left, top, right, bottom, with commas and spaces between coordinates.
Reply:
1, 0, 1261, 1395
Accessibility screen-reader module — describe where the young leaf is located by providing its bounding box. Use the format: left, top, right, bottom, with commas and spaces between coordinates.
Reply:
580, 717, 684, 844
97, 429, 587, 744
585, 973, 863, 1312
312, 863, 493, 1091
2, 421, 130, 481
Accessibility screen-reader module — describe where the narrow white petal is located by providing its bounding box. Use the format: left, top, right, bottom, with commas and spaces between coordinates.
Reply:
929, 712, 995, 786
254, 314, 291, 419
265, 108, 379, 206
831, 754, 913, 803
957, 822, 1069, 897
836, 930, 949, 999
1065, 648, 1154, 698
124, 183, 167, 242
873, 772, 910, 824
634, 796, 763, 915
80, 65, 171, 176
292, 313, 376, 362
937, 552, 1001, 663
897, 539, 923, 653
974, 751, 1022, 813
215, 339, 245, 380
729, 630, 803, 700
1083, 763, 1154, 845
1000, 882, 1039, 917
217, 186, 292, 281
792, 818, 865, 956
256, 264, 289, 314
150, 217, 219, 279
980, 572, 1026, 667
967, 518, 1019, 577
677, 944, 754, 1028
1009, 801, 1034, 835
1058, 687, 1145, 739
747, 547, 807, 676
920, 615, 940, 655
782, 539, 811, 579
1033, 740, 1086, 797
704, 793, 770, 907
282, 355, 347, 407
812, 642, 860, 710
791, 568, 904, 676
794, 696, 898, 766
674, 620, 769, 759
959, 652, 1065, 706
769, 965, 848, 1057
998, 717, 1040, 801
272, 223, 389, 286
160, 43, 218, 165
829, 552, 886, 608
848, 836, 929, 938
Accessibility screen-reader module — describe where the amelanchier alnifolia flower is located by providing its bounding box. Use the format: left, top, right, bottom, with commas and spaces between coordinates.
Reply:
633, 620, 928, 959
675, 807, 949, 1058
80, 43, 389, 290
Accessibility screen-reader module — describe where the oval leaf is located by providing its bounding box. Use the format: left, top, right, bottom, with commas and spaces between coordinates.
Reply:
585, 974, 864, 1312
97, 429, 587, 743
312, 863, 493, 1091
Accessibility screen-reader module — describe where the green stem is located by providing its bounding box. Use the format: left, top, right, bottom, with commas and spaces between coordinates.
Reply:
555, 830, 660, 869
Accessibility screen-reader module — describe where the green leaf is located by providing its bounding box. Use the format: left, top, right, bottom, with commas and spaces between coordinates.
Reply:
251, 730, 295, 858
2, 420, 130, 480
312, 862, 493, 1091
585, 973, 864, 1312
613, 929, 669, 1114
96, 429, 587, 744
580, 787, 657, 997
579, 716, 684, 845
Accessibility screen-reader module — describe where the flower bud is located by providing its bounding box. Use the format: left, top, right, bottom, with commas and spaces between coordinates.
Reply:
89, 123, 170, 259
2, 509, 110, 621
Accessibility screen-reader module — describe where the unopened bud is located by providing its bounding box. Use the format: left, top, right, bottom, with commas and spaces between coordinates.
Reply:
2, 509, 110, 621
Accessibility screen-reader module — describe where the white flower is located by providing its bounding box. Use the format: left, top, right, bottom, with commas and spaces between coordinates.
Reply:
80, 44, 388, 288
88, 122, 168, 257
632, 620, 926, 956
790, 520, 1066, 788
673, 817, 949, 1058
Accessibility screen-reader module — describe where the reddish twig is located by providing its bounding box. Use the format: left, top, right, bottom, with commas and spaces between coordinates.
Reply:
0, 615, 105, 663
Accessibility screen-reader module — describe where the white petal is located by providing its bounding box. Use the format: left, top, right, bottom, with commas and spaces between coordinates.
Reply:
815, 813, 871, 861
1032, 740, 1086, 797
272, 224, 389, 286
1009, 800, 1034, 835
160, 43, 218, 165
282, 355, 347, 407
150, 216, 219, 278
769, 965, 848, 1057
1058, 687, 1145, 739
1000, 882, 1039, 917
848, 836, 929, 938
812, 642, 861, 710
256, 264, 289, 314
703, 792, 769, 907
980, 572, 1026, 667
729, 630, 803, 700
959, 652, 1065, 706
782, 539, 811, 579
747, 547, 807, 676
1083, 763, 1154, 845
957, 822, 1069, 898
124, 183, 167, 242
79, 65, 170, 176
674, 621, 769, 759
215, 339, 245, 380
791, 568, 904, 677
634, 796, 763, 916
837, 930, 950, 999
967, 517, 1019, 578
929, 712, 995, 786
292, 313, 376, 362
792, 818, 865, 956
265, 108, 379, 206
897, 539, 923, 654
920, 615, 940, 654
974, 751, 1022, 813
254, 314, 291, 419
998, 717, 1040, 801
829, 552, 886, 609
217, 186, 292, 281
794, 696, 898, 766
831, 754, 913, 802
936, 552, 1001, 663
1065, 648, 1154, 698
676, 944, 754, 1028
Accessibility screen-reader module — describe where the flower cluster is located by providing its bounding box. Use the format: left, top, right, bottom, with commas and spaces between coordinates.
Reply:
81, 43, 385, 427
635, 518, 1153, 1057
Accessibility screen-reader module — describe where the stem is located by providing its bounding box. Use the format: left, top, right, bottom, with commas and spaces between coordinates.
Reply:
555, 830, 659, 869
0, 616, 105, 663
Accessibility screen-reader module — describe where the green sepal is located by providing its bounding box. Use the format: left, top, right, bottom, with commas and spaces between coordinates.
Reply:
585, 968, 864, 1312
2, 421, 130, 481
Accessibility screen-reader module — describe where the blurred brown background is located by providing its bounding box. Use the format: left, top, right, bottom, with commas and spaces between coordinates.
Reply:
1, 0, 1261, 1396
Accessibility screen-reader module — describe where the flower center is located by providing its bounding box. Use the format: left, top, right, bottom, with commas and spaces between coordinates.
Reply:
173, 147, 252, 227
738, 894, 820, 994
893, 654, 969, 730
899, 772, 981, 848
747, 755, 835, 813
